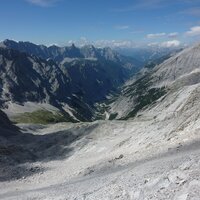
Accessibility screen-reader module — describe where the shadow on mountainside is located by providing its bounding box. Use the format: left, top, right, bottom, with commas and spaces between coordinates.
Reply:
0, 123, 99, 181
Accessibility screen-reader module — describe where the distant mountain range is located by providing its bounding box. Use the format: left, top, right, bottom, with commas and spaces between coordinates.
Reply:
0, 39, 186, 123
0, 39, 142, 72
115, 46, 182, 64
0, 39, 143, 122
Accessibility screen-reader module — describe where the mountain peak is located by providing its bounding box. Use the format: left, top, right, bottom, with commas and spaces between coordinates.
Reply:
71, 43, 76, 48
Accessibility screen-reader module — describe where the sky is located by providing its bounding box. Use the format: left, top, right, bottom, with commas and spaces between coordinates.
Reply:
1, 0, 200, 48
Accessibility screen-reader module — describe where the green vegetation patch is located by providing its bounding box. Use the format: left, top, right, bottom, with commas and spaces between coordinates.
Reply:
12, 110, 70, 124
123, 87, 166, 119
108, 113, 118, 120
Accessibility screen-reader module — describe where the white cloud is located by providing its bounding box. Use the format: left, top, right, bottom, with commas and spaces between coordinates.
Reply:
95, 40, 137, 48
160, 40, 181, 48
168, 32, 179, 38
147, 42, 159, 47
69, 37, 90, 47
146, 32, 166, 39
26, 0, 60, 7
115, 25, 130, 30
186, 26, 200, 36
147, 32, 180, 39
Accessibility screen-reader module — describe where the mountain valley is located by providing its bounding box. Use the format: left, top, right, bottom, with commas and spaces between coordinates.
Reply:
1, 40, 200, 199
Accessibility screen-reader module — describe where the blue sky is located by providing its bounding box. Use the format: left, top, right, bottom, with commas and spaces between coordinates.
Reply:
1, 0, 200, 47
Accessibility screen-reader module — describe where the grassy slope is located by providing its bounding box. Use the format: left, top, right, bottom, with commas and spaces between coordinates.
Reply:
11, 110, 71, 124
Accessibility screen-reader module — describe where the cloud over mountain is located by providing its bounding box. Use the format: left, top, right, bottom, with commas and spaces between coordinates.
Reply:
160, 40, 181, 47
186, 26, 200, 36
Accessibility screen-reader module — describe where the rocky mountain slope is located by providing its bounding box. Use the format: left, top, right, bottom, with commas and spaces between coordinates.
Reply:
107, 43, 200, 120
0, 110, 19, 135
